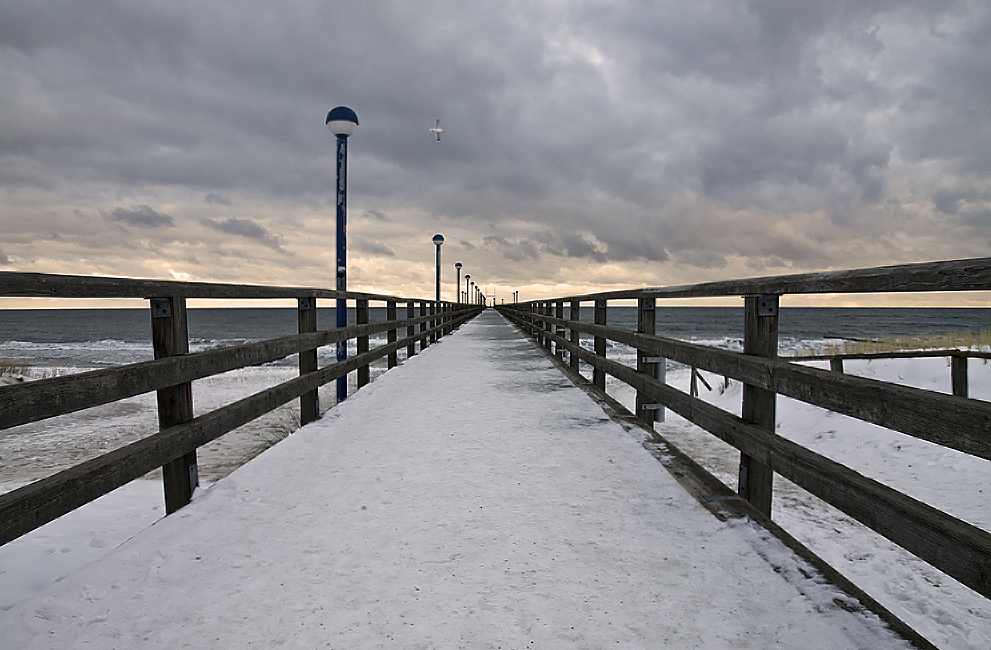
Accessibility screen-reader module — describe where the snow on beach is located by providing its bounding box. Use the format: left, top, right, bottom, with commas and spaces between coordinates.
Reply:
0, 311, 988, 648
0, 311, 915, 649
603, 356, 991, 650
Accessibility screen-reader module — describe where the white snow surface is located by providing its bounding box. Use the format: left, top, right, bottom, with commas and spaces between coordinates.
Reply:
0, 312, 916, 648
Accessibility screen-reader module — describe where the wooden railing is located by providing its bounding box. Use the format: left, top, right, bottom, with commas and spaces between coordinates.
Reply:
0, 272, 483, 545
497, 257, 991, 603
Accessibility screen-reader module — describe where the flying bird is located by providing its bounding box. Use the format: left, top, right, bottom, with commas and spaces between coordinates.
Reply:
429, 119, 443, 141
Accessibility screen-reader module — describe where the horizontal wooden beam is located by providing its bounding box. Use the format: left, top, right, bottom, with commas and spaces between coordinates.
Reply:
0, 271, 466, 305
0, 310, 475, 430
512, 257, 991, 302
502, 309, 991, 599
516, 310, 991, 461
0, 310, 480, 546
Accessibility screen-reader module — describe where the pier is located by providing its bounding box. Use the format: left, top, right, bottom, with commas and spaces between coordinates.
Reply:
2, 258, 991, 648
0, 311, 910, 648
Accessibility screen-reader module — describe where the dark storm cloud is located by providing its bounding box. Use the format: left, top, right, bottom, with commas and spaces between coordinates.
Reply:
1, 0, 989, 287
205, 193, 232, 206
362, 209, 390, 222
352, 237, 396, 258
103, 205, 174, 229
201, 217, 286, 252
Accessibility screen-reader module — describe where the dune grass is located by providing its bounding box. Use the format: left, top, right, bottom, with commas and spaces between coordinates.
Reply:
0, 358, 29, 379
796, 329, 991, 358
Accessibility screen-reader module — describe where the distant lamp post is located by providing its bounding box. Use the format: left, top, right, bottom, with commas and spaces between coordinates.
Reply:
327, 106, 358, 403
454, 262, 463, 304
470, 281, 475, 305
464, 274, 470, 303
433, 234, 444, 302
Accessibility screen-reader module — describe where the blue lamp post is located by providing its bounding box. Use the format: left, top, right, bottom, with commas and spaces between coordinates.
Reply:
433, 234, 444, 302
327, 106, 358, 403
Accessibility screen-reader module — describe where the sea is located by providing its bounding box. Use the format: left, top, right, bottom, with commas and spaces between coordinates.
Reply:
3, 306, 990, 369
1, 307, 989, 486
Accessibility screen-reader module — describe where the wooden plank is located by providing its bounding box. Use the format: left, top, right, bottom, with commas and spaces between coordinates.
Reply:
387, 301, 398, 369
593, 300, 607, 390
739, 296, 777, 517
636, 298, 657, 429
0, 315, 440, 430
420, 302, 428, 350
0, 312, 483, 546
0, 270, 446, 303
407, 301, 416, 358
792, 349, 991, 362
151, 297, 198, 514
298, 298, 319, 424
506, 314, 991, 599
539, 257, 991, 302
357, 299, 369, 388
952, 355, 968, 399
569, 300, 580, 372
531, 313, 991, 461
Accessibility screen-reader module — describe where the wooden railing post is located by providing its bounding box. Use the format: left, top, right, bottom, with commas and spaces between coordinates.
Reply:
420, 301, 428, 349
430, 300, 437, 343
593, 299, 607, 389
637, 297, 657, 429
297, 297, 319, 425
549, 301, 557, 354
541, 302, 549, 347
555, 301, 565, 358
569, 300, 580, 372
150, 296, 198, 514
407, 301, 417, 358
534, 303, 540, 341
738, 295, 779, 517
543, 300, 554, 352
356, 299, 369, 388
952, 354, 968, 398
387, 301, 398, 369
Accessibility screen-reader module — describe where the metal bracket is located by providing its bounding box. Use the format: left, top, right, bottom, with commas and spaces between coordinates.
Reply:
150, 298, 172, 318
643, 356, 666, 363
641, 301, 655, 311
702, 494, 744, 503
298, 297, 313, 310
641, 404, 664, 410
188, 463, 199, 492
757, 295, 779, 317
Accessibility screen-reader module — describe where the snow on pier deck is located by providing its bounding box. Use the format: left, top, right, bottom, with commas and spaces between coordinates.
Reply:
0, 311, 909, 649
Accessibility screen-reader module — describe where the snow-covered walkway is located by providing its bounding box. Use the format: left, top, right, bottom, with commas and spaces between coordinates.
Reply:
0, 311, 912, 649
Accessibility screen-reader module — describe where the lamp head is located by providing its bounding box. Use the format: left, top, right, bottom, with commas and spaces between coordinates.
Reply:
432, 234, 445, 246
455, 262, 462, 269
326, 106, 359, 137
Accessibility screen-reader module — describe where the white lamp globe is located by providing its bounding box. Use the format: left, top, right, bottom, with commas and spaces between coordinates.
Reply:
326, 106, 358, 137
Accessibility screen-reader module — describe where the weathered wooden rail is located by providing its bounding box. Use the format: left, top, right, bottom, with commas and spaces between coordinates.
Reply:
790, 349, 990, 399
0, 272, 483, 545
497, 257, 991, 604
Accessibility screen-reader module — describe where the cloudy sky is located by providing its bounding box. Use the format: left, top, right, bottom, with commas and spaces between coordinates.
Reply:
2, 0, 990, 305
